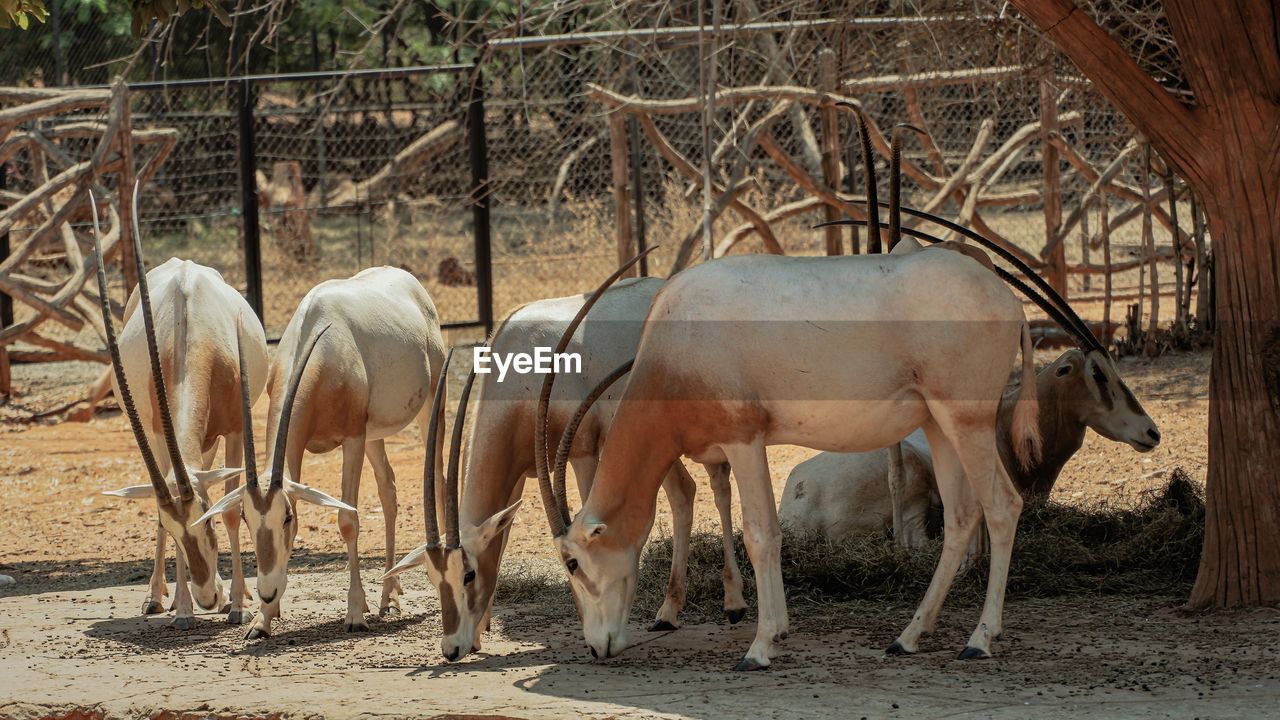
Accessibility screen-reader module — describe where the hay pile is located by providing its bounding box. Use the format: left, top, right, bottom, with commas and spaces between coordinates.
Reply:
497, 472, 1204, 623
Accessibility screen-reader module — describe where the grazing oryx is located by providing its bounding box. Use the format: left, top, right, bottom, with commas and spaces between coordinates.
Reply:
199, 266, 445, 639
92, 193, 267, 629
384, 278, 746, 662
780, 347, 1160, 544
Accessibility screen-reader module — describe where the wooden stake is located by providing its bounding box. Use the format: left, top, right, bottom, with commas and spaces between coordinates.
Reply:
1141, 143, 1160, 355
607, 112, 635, 277
819, 49, 842, 256
1040, 75, 1067, 297
1101, 191, 1113, 338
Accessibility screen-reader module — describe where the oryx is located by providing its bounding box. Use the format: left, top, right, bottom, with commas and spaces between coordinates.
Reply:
384, 278, 746, 662
198, 266, 446, 639
92, 192, 267, 629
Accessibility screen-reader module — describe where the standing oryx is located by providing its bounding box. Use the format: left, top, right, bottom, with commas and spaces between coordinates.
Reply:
92, 192, 267, 629
780, 346, 1161, 544
384, 277, 747, 662
199, 266, 446, 639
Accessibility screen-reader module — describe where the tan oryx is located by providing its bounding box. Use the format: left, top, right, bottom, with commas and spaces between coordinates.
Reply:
780, 346, 1161, 544
383, 277, 747, 662
91, 192, 267, 629
198, 266, 446, 639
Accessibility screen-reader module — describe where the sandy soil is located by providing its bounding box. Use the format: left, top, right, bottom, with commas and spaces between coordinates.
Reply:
0, 347, 1244, 719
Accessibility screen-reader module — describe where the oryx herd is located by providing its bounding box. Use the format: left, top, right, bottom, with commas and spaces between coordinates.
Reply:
90, 104, 1159, 672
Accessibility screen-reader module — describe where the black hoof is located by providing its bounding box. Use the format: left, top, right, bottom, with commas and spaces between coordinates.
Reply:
649, 619, 678, 632
170, 616, 195, 631
344, 622, 371, 633
226, 609, 252, 625
957, 646, 990, 661
734, 657, 768, 672
219, 602, 233, 614
245, 627, 269, 640
379, 605, 401, 617
885, 641, 912, 656
142, 599, 164, 616
725, 607, 748, 625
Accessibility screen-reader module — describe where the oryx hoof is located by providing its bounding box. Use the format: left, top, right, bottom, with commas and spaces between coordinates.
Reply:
885, 641, 913, 656
344, 621, 371, 633
733, 657, 769, 672
245, 626, 269, 640
226, 609, 253, 625
649, 619, 678, 632
957, 646, 990, 661
170, 616, 195, 631
379, 605, 401, 617
725, 608, 748, 625
219, 601, 233, 614
142, 599, 164, 616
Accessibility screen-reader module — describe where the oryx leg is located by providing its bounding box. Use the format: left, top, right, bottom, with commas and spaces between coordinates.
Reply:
723, 442, 787, 672
887, 442, 909, 549
366, 438, 402, 616
888, 420, 982, 656
956, 430, 1022, 659
144, 524, 168, 615
651, 462, 696, 631
222, 432, 252, 624
569, 455, 599, 504
339, 437, 370, 632
170, 535, 196, 630
707, 462, 747, 624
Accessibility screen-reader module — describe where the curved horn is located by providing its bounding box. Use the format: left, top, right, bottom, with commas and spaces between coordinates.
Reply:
444, 363, 478, 548
832, 218, 1099, 351
422, 347, 454, 548
888, 124, 926, 251
553, 359, 635, 525
535, 247, 656, 538
90, 192, 171, 505
235, 319, 258, 488
270, 324, 331, 489
835, 101, 880, 252
128, 182, 195, 501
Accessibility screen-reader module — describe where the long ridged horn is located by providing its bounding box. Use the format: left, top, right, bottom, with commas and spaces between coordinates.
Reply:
269, 324, 331, 489
888, 124, 926, 251
444, 363, 478, 548
128, 182, 194, 501
235, 319, 258, 488
553, 359, 635, 524
90, 192, 171, 505
834, 218, 1099, 352
816, 205, 1106, 356
422, 348, 453, 548
835, 101, 881, 253
535, 247, 656, 538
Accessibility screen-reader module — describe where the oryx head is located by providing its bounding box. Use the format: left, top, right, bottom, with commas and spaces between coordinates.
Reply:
92, 190, 230, 612
193, 323, 353, 627
533, 250, 653, 661
1044, 348, 1160, 452
382, 348, 523, 662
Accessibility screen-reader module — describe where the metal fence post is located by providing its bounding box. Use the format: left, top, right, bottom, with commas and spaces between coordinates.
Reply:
467, 65, 495, 336
237, 79, 265, 324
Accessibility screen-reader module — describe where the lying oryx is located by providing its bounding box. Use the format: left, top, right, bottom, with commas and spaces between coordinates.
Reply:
198, 266, 446, 638
780, 347, 1161, 544
384, 278, 746, 662
92, 194, 267, 629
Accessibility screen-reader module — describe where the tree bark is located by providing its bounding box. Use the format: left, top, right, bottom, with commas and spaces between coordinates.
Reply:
1007, 0, 1280, 608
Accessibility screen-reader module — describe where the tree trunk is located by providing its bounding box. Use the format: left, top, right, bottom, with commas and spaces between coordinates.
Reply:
1007, 0, 1280, 608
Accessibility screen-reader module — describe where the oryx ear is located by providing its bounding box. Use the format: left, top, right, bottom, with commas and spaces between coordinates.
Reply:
585, 521, 607, 541
381, 543, 431, 581
476, 500, 522, 545
192, 485, 246, 527
1082, 354, 1105, 402
193, 467, 244, 491
103, 484, 157, 499
284, 480, 357, 513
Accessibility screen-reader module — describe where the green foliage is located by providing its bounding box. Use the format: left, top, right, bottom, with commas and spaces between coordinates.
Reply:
126, 0, 226, 36
1, 0, 49, 29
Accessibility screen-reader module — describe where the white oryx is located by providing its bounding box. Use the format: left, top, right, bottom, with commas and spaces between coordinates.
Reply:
780, 347, 1160, 544
198, 266, 446, 639
384, 278, 746, 662
92, 193, 267, 629
532, 106, 1159, 669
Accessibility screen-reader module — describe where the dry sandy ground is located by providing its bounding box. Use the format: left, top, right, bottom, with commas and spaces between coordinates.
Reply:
4, 347, 1264, 719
